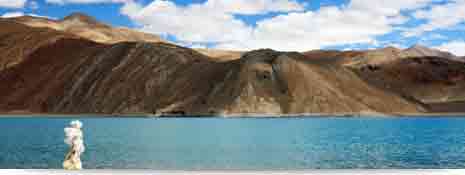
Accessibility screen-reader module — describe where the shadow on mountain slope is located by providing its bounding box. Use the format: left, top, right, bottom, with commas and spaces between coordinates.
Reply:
0, 35, 423, 114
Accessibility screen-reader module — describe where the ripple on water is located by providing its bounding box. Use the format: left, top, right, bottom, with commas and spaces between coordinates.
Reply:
0, 117, 465, 169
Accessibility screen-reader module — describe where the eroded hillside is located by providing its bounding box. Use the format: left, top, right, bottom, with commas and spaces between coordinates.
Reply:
0, 20, 79, 70
8, 13, 164, 44
2, 14, 464, 115
5, 14, 245, 61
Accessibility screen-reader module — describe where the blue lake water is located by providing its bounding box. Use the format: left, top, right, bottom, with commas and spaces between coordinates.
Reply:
1, 116, 465, 169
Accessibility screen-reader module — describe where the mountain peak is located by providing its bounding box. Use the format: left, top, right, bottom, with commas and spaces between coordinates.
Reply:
402, 44, 456, 58
384, 46, 399, 50
381, 46, 401, 52
404, 44, 436, 53
409, 44, 429, 50
61, 12, 102, 26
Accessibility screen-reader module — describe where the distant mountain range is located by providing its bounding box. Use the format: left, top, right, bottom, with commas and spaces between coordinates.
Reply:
1, 13, 464, 115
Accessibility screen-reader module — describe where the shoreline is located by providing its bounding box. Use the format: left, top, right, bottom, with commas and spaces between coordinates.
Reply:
1, 112, 465, 118
0, 169, 465, 175
2, 169, 463, 175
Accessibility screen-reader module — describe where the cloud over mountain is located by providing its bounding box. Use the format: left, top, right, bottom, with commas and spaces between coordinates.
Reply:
404, 0, 465, 37
0, 0, 27, 8
122, 0, 448, 51
122, 0, 305, 50
435, 40, 465, 56
2, 0, 465, 52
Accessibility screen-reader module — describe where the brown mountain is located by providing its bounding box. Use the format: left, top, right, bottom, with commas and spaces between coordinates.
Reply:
304, 45, 460, 67
7, 13, 165, 44
302, 46, 465, 113
195, 48, 244, 62
0, 19, 423, 115
401, 44, 456, 59
303, 47, 404, 67
0, 19, 80, 71
5, 13, 245, 60
3, 13, 465, 115
354, 56, 465, 111
302, 49, 363, 66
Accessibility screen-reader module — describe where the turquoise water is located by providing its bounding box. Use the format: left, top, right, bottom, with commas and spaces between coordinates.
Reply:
1, 116, 465, 169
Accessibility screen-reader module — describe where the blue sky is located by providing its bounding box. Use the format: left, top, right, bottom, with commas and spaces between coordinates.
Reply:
1, 0, 465, 55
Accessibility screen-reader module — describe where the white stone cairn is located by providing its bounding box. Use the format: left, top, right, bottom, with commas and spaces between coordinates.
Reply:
63, 120, 85, 170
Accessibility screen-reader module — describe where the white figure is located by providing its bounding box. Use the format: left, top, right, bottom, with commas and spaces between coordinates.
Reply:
63, 120, 85, 170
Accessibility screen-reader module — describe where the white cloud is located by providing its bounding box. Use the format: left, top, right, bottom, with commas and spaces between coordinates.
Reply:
404, 0, 465, 36
123, 0, 303, 47
29, 1, 39, 9
245, 6, 398, 51
0, 0, 27, 8
201, 0, 304, 15
46, 0, 130, 5
244, 0, 436, 51
435, 40, 465, 56
120, 0, 141, 16
1, 11, 25, 18
28, 13, 55, 19
123, 0, 445, 51
1, 11, 54, 19
349, 0, 434, 16
429, 33, 447, 40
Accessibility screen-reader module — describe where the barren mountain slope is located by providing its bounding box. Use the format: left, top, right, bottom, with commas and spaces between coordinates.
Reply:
0, 34, 423, 114
401, 44, 456, 59
8, 13, 165, 44
10, 18, 465, 115
304, 45, 461, 67
303, 46, 465, 113
220, 50, 423, 114
194, 48, 244, 62
0, 20, 79, 71
354, 56, 465, 104
303, 50, 363, 65
6, 13, 247, 60
303, 47, 404, 67
343, 47, 404, 67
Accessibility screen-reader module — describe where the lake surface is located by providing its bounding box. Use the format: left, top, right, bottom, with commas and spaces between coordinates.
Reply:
1, 116, 465, 169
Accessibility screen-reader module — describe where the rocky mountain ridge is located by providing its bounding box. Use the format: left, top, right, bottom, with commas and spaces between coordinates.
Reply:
7, 13, 165, 44
1, 13, 464, 115
5, 14, 245, 60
